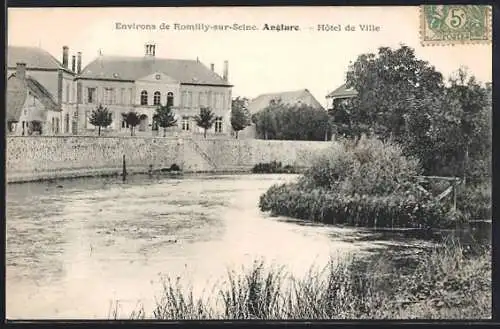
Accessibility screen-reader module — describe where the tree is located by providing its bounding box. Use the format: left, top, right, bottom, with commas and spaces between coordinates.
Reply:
427, 68, 491, 183
343, 45, 445, 142
252, 99, 330, 141
121, 111, 141, 136
153, 105, 177, 137
230, 97, 251, 139
194, 107, 216, 138
89, 105, 113, 136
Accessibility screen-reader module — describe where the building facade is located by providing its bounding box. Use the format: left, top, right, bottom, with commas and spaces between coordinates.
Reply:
325, 83, 358, 111
7, 63, 63, 136
7, 45, 79, 135
75, 43, 233, 136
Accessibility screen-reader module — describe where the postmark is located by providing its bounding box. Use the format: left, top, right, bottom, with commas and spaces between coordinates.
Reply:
420, 5, 491, 46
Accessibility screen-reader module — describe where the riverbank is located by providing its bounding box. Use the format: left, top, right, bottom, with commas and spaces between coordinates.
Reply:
120, 239, 490, 320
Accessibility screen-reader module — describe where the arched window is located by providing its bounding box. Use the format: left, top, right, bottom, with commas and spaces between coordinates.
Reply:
167, 92, 174, 107
153, 91, 161, 105
140, 90, 148, 105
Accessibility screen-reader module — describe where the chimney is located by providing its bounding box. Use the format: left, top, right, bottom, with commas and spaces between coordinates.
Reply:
71, 55, 76, 72
223, 60, 229, 81
210, 63, 215, 71
77, 52, 82, 73
145, 42, 156, 57
16, 62, 26, 80
62, 46, 69, 68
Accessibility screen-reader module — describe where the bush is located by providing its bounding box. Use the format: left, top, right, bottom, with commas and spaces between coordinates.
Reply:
252, 161, 297, 174
457, 184, 491, 220
170, 163, 181, 172
300, 136, 420, 196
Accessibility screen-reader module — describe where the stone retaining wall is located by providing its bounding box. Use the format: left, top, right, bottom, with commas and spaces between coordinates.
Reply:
6, 136, 334, 183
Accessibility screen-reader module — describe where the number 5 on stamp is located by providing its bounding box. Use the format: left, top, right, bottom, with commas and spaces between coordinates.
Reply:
420, 5, 491, 46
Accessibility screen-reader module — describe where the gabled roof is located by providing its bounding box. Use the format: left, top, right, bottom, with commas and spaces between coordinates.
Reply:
248, 89, 324, 114
326, 83, 358, 98
8, 46, 64, 70
78, 55, 231, 86
7, 74, 61, 122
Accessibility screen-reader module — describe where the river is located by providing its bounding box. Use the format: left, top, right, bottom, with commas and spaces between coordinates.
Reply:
5, 173, 490, 319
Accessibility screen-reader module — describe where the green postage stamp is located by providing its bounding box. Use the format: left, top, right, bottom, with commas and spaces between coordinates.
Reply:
420, 5, 492, 46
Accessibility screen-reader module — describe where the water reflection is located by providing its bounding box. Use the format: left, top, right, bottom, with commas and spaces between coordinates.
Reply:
6, 173, 491, 319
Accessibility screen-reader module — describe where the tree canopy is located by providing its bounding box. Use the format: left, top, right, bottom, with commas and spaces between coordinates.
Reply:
231, 97, 251, 138
89, 105, 113, 136
122, 111, 141, 136
195, 107, 216, 138
331, 45, 491, 183
153, 105, 177, 137
252, 99, 330, 141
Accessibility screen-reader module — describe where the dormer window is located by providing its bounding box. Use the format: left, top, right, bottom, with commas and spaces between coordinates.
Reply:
155, 74, 161, 80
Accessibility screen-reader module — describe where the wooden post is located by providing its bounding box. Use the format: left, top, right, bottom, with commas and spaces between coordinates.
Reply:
122, 154, 127, 181
452, 179, 457, 211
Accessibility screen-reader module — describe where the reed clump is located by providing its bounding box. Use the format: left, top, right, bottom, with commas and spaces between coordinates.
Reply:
123, 239, 490, 320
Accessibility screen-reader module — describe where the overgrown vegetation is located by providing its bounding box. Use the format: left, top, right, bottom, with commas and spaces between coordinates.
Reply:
252, 99, 331, 141
122, 239, 490, 320
258, 136, 470, 228
331, 45, 491, 184
252, 161, 297, 174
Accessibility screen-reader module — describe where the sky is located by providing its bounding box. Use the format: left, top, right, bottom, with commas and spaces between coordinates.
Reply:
8, 6, 492, 106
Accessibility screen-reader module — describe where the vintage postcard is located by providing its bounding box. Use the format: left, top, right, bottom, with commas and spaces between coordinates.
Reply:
6, 6, 492, 320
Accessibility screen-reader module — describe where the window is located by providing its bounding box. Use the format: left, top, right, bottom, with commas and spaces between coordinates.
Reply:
155, 74, 161, 80
65, 113, 70, 133
187, 91, 193, 107
87, 87, 96, 104
141, 90, 148, 105
181, 116, 190, 131
215, 116, 223, 133
181, 91, 187, 107
153, 91, 161, 105
129, 88, 133, 105
103, 88, 115, 104
198, 92, 203, 107
207, 92, 212, 109
120, 88, 125, 105
167, 92, 174, 107
65, 83, 70, 103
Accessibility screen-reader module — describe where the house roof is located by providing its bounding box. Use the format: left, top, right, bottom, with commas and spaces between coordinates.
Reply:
7, 74, 61, 122
326, 83, 358, 98
248, 89, 324, 114
7, 46, 65, 70
78, 55, 231, 86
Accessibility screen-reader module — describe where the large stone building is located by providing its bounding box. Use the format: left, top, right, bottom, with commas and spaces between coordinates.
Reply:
7, 43, 233, 137
76, 43, 233, 136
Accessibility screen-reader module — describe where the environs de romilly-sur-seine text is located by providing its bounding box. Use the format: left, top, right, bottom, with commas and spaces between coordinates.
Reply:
114, 22, 382, 32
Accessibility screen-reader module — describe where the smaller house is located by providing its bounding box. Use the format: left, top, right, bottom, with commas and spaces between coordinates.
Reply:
325, 83, 358, 111
239, 89, 324, 139
7, 63, 62, 136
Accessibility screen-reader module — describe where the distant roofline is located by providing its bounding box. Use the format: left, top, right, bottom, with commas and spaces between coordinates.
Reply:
252, 88, 310, 99
7, 66, 76, 75
74, 77, 232, 87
